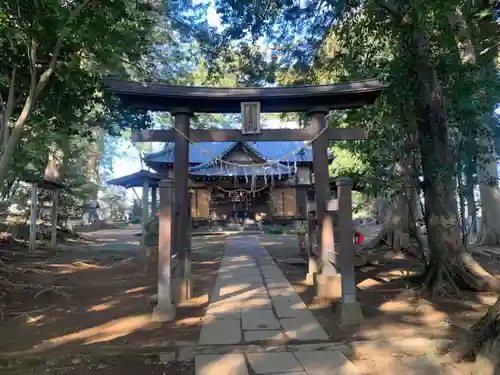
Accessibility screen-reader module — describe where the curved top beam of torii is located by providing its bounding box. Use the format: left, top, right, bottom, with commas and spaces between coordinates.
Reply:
104, 77, 386, 113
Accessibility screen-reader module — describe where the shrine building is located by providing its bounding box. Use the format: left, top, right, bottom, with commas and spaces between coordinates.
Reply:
143, 139, 324, 226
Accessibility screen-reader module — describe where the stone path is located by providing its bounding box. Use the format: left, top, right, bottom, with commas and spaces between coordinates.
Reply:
196, 235, 359, 375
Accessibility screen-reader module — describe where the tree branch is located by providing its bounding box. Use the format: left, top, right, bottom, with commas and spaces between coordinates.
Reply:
34, 0, 94, 101
375, 0, 401, 20
0, 0, 94, 189
27, 37, 37, 109
2, 66, 17, 148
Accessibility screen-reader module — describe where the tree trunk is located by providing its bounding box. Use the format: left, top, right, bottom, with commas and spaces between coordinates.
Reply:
447, 2, 500, 245
411, 29, 499, 294
465, 164, 478, 236
86, 128, 104, 201
450, 297, 500, 375
365, 161, 425, 261
444, 4, 500, 368
476, 136, 500, 245
58, 131, 71, 180
458, 175, 467, 241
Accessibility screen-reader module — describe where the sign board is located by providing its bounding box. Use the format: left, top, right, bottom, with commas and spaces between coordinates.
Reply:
326, 199, 339, 212
241, 102, 261, 134
294, 220, 307, 234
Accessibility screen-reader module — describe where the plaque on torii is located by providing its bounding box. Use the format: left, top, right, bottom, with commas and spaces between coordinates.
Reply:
104, 77, 386, 324
241, 102, 261, 135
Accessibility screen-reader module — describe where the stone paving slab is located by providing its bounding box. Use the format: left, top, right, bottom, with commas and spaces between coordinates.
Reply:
196, 235, 359, 375
247, 352, 304, 374
273, 299, 312, 319
240, 298, 273, 311
280, 317, 330, 341
287, 343, 353, 355
196, 344, 287, 355
244, 330, 284, 342
198, 318, 242, 345
195, 354, 249, 375
293, 350, 360, 375
272, 294, 306, 306
204, 307, 241, 319
242, 309, 281, 330
195, 343, 351, 355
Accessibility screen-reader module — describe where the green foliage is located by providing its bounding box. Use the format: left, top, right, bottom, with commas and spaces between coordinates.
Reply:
208, 0, 499, 200
0, 0, 162, 221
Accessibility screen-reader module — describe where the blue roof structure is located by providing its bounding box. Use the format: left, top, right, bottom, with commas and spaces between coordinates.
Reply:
144, 140, 333, 178
144, 141, 315, 165
107, 170, 163, 188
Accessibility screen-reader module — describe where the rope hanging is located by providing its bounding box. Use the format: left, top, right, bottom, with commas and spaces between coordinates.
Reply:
215, 185, 269, 194
171, 125, 329, 170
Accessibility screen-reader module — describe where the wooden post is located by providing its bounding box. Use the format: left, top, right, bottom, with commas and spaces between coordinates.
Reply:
269, 184, 273, 225
306, 196, 319, 285
310, 109, 340, 299
180, 190, 193, 301
296, 186, 307, 254
29, 183, 38, 252
152, 178, 176, 322
142, 178, 149, 272
172, 108, 192, 302
151, 186, 157, 218
51, 189, 58, 249
336, 176, 362, 324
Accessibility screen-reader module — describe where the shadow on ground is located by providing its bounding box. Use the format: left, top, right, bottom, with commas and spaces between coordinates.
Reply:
262, 233, 497, 374
0, 233, 226, 362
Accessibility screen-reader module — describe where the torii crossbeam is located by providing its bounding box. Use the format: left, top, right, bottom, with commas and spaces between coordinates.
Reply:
105, 77, 386, 324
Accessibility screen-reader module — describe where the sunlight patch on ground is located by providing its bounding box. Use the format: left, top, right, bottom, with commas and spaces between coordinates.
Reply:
357, 278, 385, 289
87, 301, 117, 312
308, 299, 331, 310
198, 353, 247, 375
123, 286, 149, 294
71, 261, 104, 269
25, 315, 46, 324
45, 261, 107, 274
378, 300, 414, 313
37, 314, 154, 349
198, 260, 220, 265
175, 317, 203, 326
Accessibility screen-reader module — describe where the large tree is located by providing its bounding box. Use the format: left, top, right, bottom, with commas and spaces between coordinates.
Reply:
0, 0, 156, 191
211, 2, 500, 370
213, 0, 499, 292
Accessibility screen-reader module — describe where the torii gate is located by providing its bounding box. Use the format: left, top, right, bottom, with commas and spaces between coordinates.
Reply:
105, 78, 385, 324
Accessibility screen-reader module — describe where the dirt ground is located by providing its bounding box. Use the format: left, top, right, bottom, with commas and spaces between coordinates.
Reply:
2, 229, 498, 374
0, 232, 226, 374
262, 233, 500, 375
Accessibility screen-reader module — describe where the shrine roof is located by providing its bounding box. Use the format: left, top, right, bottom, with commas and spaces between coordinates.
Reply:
23, 177, 65, 190
104, 78, 386, 113
106, 170, 163, 188
144, 141, 317, 166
